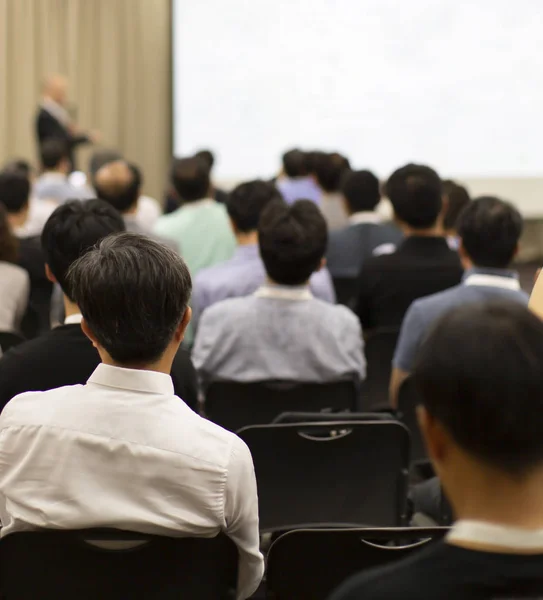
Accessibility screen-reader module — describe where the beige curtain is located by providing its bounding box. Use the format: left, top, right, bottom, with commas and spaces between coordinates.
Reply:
0, 0, 171, 200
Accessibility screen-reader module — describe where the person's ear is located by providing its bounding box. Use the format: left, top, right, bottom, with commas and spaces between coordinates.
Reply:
80, 318, 100, 350
228, 216, 238, 236
457, 240, 473, 270
315, 257, 326, 273
175, 307, 192, 342
513, 243, 520, 259
417, 406, 448, 468
45, 264, 57, 284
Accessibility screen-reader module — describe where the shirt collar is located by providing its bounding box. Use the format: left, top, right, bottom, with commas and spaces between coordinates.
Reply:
463, 268, 521, 291
87, 364, 174, 396
348, 211, 383, 226
37, 172, 68, 183
179, 198, 215, 210
254, 284, 313, 301
448, 520, 543, 550
64, 313, 83, 325
234, 244, 260, 260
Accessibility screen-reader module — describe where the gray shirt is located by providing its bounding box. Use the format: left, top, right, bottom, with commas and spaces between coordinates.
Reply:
192, 285, 365, 386
0, 262, 29, 333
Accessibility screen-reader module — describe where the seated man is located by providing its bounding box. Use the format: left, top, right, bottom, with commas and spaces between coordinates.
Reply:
192, 180, 335, 330
314, 152, 351, 231
390, 196, 527, 405
326, 170, 403, 278
330, 301, 543, 600
276, 148, 322, 206
193, 200, 364, 386
355, 164, 463, 331
442, 179, 471, 250
0, 233, 263, 599
0, 201, 198, 412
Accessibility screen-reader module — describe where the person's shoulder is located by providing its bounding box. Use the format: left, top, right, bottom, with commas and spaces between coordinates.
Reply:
308, 297, 361, 325
200, 296, 253, 325
412, 283, 465, 312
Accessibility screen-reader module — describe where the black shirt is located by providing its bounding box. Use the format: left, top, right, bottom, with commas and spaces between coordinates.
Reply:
330, 540, 543, 600
0, 324, 199, 413
355, 236, 463, 330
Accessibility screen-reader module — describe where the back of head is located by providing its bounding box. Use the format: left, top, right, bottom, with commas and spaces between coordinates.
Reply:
226, 180, 282, 233
341, 170, 381, 213
2, 159, 32, 179
170, 156, 210, 203
0, 170, 30, 214
258, 199, 328, 285
457, 196, 522, 268
88, 149, 123, 180
414, 301, 543, 477
41, 199, 126, 300
40, 139, 69, 171
314, 152, 351, 193
0, 203, 18, 264
194, 150, 214, 171
385, 163, 442, 229
282, 149, 308, 178
94, 160, 140, 214
68, 233, 192, 365
442, 179, 471, 232
42, 74, 68, 104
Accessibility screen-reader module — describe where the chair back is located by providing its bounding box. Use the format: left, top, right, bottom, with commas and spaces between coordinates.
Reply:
267, 526, 448, 600
0, 331, 25, 353
397, 377, 427, 463
0, 529, 238, 599
237, 421, 410, 532
272, 411, 395, 424
205, 380, 357, 431
362, 328, 399, 411
332, 277, 359, 308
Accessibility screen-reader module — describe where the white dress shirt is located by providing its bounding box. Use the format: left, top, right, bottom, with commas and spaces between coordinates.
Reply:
0, 364, 263, 599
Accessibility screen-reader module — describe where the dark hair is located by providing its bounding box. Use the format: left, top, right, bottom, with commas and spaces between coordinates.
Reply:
0, 203, 18, 263
414, 301, 543, 476
282, 149, 308, 178
41, 200, 125, 299
385, 163, 442, 229
194, 150, 214, 170
40, 139, 69, 170
2, 159, 32, 177
226, 180, 282, 233
457, 196, 522, 268
259, 199, 327, 285
443, 180, 471, 231
94, 161, 141, 213
89, 149, 123, 178
314, 152, 351, 192
0, 170, 30, 214
341, 170, 381, 213
171, 157, 210, 202
68, 233, 192, 365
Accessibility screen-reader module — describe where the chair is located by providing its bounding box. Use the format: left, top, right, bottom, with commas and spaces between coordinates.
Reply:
397, 377, 427, 464
0, 529, 238, 599
272, 411, 396, 424
237, 421, 410, 532
332, 276, 359, 308
204, 380, 358, 432
266, 526, 448, 600
0, 331, 25, 353
361, 328, 400, 411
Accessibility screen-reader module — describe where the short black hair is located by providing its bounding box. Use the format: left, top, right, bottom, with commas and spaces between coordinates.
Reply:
259, 199, 327, 285
41, 200, 125, 299
2, 159, 32, 177
171, 157, 210, 203
414, 301, 543, 477
89, 149, 123, 178
0, 170, 30, 213
341, 170, 381, 213
94, 162, 141, 213
314, 152, 351, 192
226, 180, 282, 233
457, 196, 522, 268
442, 180, 471, 231
385, 163, 442, 229
40, 139, 69, 170
282, 149, 308, 178
194, 150, 214, 170
68, 233, 192, 365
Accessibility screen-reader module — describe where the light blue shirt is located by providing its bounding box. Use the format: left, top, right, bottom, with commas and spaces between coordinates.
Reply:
276, 176, 322, 206
34, 173, 92, 204
192, 244, 336, 331
393, 268, 529, 372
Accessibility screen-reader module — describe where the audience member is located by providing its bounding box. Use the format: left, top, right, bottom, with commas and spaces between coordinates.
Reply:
0, 204, 29, 333
154, 156, 236, 274
0, 233, 263, 598
0, 201, 198, 412
93, 160, 178, 251
194, 149, 229, 204
276, 148, 322, 206
193, 200, 364, 386
314, 152, 351, 231
391, 196, 526, 405
192, 180, 335, 330
442, 179, 471, 249
331, 301, 543, 600
355, 164, 463, 330
326, 170, 403, 278
34, 139, 91, 203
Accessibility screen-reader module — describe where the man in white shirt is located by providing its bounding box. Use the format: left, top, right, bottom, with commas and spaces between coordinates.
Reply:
0, 233, 263, 599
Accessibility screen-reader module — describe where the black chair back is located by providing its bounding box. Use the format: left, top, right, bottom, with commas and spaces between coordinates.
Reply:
237, 421, 410, 532
273, 411, 396, 424
332, 277, 359, 308
0, 529, 238, 599
205, 380, 358, 431
362, 328, 400, 411
267, 526, 448, 600
0, 331, 25, 353
397, 377, 427, 463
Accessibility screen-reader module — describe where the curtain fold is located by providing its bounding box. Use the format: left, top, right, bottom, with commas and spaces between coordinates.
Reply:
0, 0, 171, 200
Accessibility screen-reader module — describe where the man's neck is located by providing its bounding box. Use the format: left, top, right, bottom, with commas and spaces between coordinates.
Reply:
7, 211, 28, 230
63, 296, 82, 319
402, 224, 444, 237
236, 231, 258, 246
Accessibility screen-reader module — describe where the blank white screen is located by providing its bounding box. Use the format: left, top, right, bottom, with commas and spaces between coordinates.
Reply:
172, 0, 543, 181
